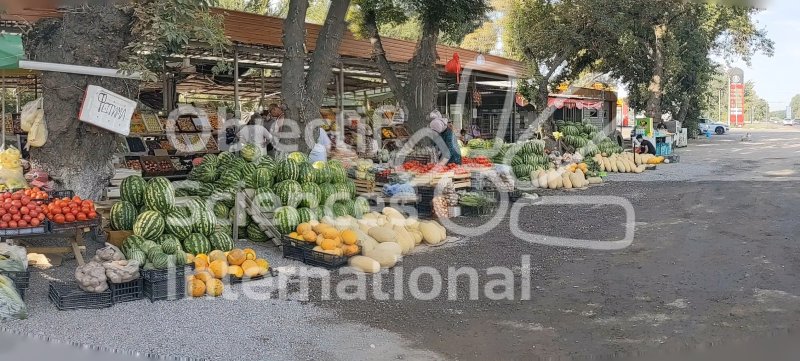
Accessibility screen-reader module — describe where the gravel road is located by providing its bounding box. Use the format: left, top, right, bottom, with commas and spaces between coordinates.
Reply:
4, 129, 800, 360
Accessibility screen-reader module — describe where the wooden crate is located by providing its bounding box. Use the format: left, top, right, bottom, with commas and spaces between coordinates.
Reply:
411, 172, 471, 189
353, 179, 376, 195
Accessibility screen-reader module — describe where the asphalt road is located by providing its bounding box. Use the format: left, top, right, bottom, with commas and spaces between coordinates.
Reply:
310, 129, 800, 360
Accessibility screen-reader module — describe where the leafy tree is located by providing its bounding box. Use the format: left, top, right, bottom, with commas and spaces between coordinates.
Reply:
460, 22, 498, 54
350, 0, 490, 131
217, 0, 274, 14
789, 94, 800, 120
25, 0, 230, 198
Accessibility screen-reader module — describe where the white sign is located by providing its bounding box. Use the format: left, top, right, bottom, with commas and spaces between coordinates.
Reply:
78, 85, 136, 136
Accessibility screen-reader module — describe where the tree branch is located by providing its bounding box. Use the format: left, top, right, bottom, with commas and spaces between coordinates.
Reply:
305, 0, 352, 109
281, 0, 310, 116
364, 9, 406, 107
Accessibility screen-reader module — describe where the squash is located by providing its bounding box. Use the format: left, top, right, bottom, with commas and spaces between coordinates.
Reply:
405, 218, 420, 230
374, 242, 402, 257
537, 171, 549, 190
393, 225, 415, 254
575, 170, 588, 187
189, 278, 206, 297
420, 222, 443, 245
635, 164, 646, 173
587, 176, 603, 184
349, 256, 381, 273
226, 249, 246, 266
382, 207, 404, 220
436, 222, 446, 240
205, 278, 224, 297
209, 260, 229, 279
409, 229, 423, 245
368, 226, 395, 243
562, 173, 573, 189
364, 248, 398, 268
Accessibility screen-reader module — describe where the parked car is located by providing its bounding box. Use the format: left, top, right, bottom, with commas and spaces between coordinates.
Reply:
783, 119, 796, 126
698, 118, 730, 135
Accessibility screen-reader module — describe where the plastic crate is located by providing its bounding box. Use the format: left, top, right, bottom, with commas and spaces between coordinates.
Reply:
49, 216, 102, 232
281, 236, 348, 269
143, 277, 186, 302
141, 267, 187, 283
1, 270, 30, 297
48, 190, 75, 200
229, 268, 277, 284
48, 282, 113, 311
461, 205, 496, 217
0, 222, 49, 237
110, 278, 143, 304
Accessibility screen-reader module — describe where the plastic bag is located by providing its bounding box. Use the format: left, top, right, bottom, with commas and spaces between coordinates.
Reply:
26, 112, 48, 149
0, 274, 27, 320
308, 130, 330, 163
0, 244, 27, 272
20, 98, 43, 132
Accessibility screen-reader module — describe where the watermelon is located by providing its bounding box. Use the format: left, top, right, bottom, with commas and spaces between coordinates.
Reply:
274, 206, 300, 235
144, 177, 175, 213
110, 201, 138, 231
160, 235, 183, 255
133, 211, 165, 240
344, 180, 356, 198
312, 161, 330, 184
239, 163, 258, 181
332, 202, 349, 217
217, 151, 235, 165
209, 231, 235, 252
183, 233, 212, 255
164, 211, 193, 239
213, 203, 229, 219
246, 223, 268, 242
257, 155, 276, 171
122, 235, 146, 256
328, 165, 347, 183
194, 209, 217, 236
120, 175, 146, 206
253, 188, 280, 213
140, 240, 160, 254
298, 163, 317, 184
275, 159, 300, 182
237, 226, 248, 239
327, 159, 344, 169
353, 197, 370, 218
150, 252, 173, 269
217, 168, 242, 190
275, 180, 303, 208
288, 151, 307, 164
241, 143, 263, 162
202, 153, 219, 168
189, 162, 217, 183
297, 207, 317, 224
247, 167, 273, 189
174, 249, 188, 266
319, 183, 338, 206
300, 182, 321, 208
127, 249, 146, 265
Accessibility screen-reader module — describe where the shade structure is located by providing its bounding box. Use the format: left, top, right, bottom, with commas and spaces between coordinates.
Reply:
0, 34, 23, 70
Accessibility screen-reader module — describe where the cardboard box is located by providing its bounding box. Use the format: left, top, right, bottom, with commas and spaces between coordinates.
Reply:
106, 229, 133, 249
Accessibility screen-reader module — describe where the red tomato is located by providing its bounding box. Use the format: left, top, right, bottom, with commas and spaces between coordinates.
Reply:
0, 222, 7, 228
71, 208, 79, 216
20, 196, 30, 205
1, 214, 10, 222
17, 220, 26, 227
8, 208, 17, 215
30, 218, 40, 227
22, 215, 30, 222
11, 214, 20, 221
54, 214, 65, 224
29, 209, 38, 218
61, 207, 70, 214
88, 211, 97, 219
8, 221, 17, 228
19, 207, 29, 215
77, 213, 87, 221
65, 213, 75, 223
72, 196, 81, 203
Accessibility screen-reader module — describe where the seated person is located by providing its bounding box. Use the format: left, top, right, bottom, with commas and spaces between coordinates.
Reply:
635, 135, 656, 155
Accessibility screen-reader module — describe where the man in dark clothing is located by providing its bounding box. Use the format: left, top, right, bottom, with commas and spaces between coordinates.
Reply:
635, 134, 656, 155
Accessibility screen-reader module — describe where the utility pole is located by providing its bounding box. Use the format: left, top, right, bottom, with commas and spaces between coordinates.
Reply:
717, 89, 722, 122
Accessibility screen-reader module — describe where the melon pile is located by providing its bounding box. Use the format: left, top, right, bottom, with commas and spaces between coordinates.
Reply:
296, 208, 447, 273
592, 152, 652, 173
187, 248, 271, 298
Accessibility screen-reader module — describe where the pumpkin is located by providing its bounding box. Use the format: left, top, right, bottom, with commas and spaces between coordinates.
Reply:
296, 223, 313, 234
208, 250, 226, 263
189, 278, 206, 297
228, 265, 244, 278
320, 238, 339, 251
243, 248, 257, 260
341, 230, 357, 245
227, 249, 246, 266
209, 260, 229, 279
205, 278, 224, 297
302, 231, 317, 242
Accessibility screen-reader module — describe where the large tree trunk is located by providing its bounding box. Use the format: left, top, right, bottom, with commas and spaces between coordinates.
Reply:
646, 23, 666, 122
405, 21, 441, 131
280, 0, 311, 154
24, 5, 138, 200
365, 17, 407, 111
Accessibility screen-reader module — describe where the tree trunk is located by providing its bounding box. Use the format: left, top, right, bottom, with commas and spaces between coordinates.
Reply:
365, 16, 407, 110
676, 94, 691, 123
646, 23, 666, 122
24, 5, 138, 200
534, 79, 553, 135
405, 21, 441, 131
280, 0, 311, 154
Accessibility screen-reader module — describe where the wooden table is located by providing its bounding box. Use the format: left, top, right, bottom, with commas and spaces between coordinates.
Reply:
3, 224, 99, 267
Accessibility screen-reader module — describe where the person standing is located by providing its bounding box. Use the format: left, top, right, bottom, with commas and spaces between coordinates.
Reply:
428, 110, 462, 165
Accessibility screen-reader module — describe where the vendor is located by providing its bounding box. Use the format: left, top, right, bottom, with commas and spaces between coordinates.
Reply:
634, 134, 656, 155
656, 122, 668, 131
428, 110, 462, 165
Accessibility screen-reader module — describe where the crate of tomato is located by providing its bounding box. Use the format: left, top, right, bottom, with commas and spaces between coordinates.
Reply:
44, 195, 100, 231
0, 189, 49, 236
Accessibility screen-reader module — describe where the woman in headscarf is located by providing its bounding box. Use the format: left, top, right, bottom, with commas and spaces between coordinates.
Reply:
428, 110, 462, 165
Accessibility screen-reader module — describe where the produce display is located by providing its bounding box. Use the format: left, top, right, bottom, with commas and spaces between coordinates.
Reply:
44, 196, 97, 225
187, 248, 271, 298
530, 167, 602, 189
288, 223, 361, 257
592, 153, 646, 173
555, 120, 624, 157
497, 139, 550, 180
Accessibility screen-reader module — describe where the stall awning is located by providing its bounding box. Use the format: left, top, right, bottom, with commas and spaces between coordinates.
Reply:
0, 34, 23, 69
548, 98, 604, 110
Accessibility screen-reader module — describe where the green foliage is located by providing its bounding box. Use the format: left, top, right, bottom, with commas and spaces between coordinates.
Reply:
121, 0, 231, 81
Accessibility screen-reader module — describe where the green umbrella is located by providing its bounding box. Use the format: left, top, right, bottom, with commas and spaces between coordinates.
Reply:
0, 34, 22, 70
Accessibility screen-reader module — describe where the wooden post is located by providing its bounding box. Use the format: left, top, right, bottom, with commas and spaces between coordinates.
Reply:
234, 47, 241, 117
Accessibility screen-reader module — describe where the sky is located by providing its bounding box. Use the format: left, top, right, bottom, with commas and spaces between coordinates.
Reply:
734, 0, 800, 110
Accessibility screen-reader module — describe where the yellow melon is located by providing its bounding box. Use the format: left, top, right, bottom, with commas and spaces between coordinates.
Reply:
228, 265, 244, 278
193, 257, 209, 271
189, 278, 206, 297
341, 230, 357, 245
205, 278, 224, 297
243, 248, 257, 261
303, 230, 317, 242
255, 258, 270, 271
209, 260, 229, 279
342, 244, 360, 257
241, 260, 260, 278
297, 223, 313, 234
320, 238, 339, 251
195, 253, 209, 263
227, 249, 246, 266
322, 228, 339, 239
194, 270, 214, 283
208, 250, 226, 263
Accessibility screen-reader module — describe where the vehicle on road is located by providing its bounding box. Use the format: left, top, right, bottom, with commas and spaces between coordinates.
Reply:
783, 119, 796, 126
698, 118, 730, 135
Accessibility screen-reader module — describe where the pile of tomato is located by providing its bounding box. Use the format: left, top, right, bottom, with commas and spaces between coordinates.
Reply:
0, 190, 46, 229
462, 156, 493, 168
44, 196, 97, 225
401, 161, 469, 175
22, 187, 49, 201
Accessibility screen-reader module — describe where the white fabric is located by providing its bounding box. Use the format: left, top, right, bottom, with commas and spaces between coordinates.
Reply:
237, 124, 272, 149
308, 130, 331, 163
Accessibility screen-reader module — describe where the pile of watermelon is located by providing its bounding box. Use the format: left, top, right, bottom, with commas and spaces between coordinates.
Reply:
112, 146, 370, 251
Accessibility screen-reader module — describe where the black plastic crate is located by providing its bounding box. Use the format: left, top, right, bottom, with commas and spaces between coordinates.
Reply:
141, 267, 187, 283
1, 270, 30, 291
48, 190, 75, 200
228, 268, 277, 284
143, 277, 186, 302
48, 216, 101, 232
110, 278, 143, 304
48, 282, 113, 311
281, 236, 348, 269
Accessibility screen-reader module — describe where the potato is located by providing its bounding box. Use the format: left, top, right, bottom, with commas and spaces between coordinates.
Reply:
349, 256, 381, 273
368, 226, 395, 243
374, 242, 402, 257
420, 222, 443, 245
364, 249, 399, 268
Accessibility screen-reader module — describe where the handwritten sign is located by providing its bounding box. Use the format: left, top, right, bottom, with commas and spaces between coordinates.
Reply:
78, 85, 137, 136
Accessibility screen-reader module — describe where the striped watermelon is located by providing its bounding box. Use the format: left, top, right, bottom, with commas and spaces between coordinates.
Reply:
164, 211, 193, 239
202, 153, 219, 168
353, 197, 370, 218
253, 188, 280, 213
217, 169, 242, 190
328, 165, 347, 183
127, 249, 146, 265
319, 183, 337, 206
344, 180, 356, 198
241, 143, 263, 162
300, 182, 321, 208
189, 162, 217, 183
297, 207, 317, 224
247, 167, 273, 189
120, 175, 146, 207
159, 235, 182, 255
332, 202, 349, 217
239, 163, 258, 182
217, 151, 235, 165
144, 177, 175, 213
183, 233, 211, 255
274, 206, 300, 235
312, 161, 330, 184
140, 240, 160, 254
213, 203, 229, 219
110, 201, 138, 231
275, 180, 303, 208
257, 155, 276, 171
133, 211, 165, 240
209, 231, 235, 252
287, 152, 307, 164
275, 159, 300, 182
247, 223, 268, 242
194, 209, 217, 236
298, 163, 317, 184
173, 249, 188, 266
122, 235, 146, 256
